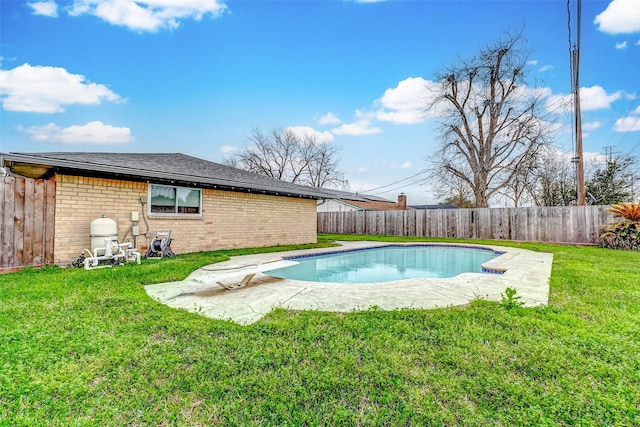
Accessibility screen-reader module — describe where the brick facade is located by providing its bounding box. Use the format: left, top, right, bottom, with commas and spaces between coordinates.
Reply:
54, 175, 317, 265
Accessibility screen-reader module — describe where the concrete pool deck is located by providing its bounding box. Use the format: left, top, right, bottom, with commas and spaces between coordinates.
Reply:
145, 241, 553, 325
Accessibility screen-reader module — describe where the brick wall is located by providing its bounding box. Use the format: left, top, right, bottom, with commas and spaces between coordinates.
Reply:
54, 175, 317, 265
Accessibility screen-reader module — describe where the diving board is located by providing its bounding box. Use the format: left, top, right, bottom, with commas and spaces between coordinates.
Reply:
190, 259, 299, 290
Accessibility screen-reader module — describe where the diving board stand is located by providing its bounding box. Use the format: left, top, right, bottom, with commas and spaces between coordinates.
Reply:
190, 260, 299, 290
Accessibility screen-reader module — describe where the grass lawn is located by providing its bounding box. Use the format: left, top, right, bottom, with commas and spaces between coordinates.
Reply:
1, 235, 639, 426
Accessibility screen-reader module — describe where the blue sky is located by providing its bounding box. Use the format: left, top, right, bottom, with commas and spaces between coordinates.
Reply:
1, 0, 639, 205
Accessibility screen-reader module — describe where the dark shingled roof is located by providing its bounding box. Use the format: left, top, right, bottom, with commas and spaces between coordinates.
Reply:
1, 152, 332, 199
316, 188, 393, 203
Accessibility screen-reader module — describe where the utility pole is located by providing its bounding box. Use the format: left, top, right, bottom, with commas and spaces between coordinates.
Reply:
571, 0, 586, 206
573, 46, 585, 205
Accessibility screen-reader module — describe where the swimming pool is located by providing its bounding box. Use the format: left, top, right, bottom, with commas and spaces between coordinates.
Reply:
265, 245, 502, 283
147, 241, 552, 324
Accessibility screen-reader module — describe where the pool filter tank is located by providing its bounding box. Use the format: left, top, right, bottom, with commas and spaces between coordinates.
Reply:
90, 214, 118, 253
74, 214, 141, 270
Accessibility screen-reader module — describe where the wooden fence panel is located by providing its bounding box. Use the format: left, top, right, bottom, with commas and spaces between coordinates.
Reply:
405, 210, 416, 236
474, 209, 490, 239
33, 179, 46, 266
510, 208, 526, 241
415, 210, 426, 237
13, 178, 25, 265
23, 178, 35, 266
457, 209, 472, 238
318, 205, 615, 245
2, 176, 15, 267
0, 176, 55, 270
424, 210, 435, 237
372, 211, 385, 235
355, 211, 364, 234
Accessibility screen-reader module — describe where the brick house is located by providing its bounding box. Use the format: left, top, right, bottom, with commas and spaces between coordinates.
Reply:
1, 152, 330, 266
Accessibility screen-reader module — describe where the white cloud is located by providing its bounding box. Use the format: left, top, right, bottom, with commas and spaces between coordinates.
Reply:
19, 121, 133, 144
28, 1, 58, 17
546, 85, 622, 113
0, 63, 122, 113
614, 106, 640, 132
527, 60, 539, 66
583, 121, 603, 132
315, 112, 341, 125
67, 0, 227, 32
594, 0, 640, 34
539, 65, 554, 72
541, 146, 606, 167
220, 144, 236, 153
357, 167, 368, 173
374, 77, 438, 124
580, 86, 623, 110
332, 121, 382, 136
331, 111, 382, 136
286, 126, 334, 143
615, 116, 640, 131
616, 41, 628, 49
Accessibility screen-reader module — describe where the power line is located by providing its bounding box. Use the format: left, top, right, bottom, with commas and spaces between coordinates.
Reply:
360, 168, 430, 194
367, 179, 426, 196
609, 97, 640, 152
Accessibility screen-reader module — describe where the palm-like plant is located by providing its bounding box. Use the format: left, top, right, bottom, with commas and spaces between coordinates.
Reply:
607, 202, 640, 222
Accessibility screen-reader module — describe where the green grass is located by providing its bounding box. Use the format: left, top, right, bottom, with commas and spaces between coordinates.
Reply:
1, 235, 639, 426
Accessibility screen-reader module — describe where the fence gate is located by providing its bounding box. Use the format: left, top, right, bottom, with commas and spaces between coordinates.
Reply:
1, 175, 56, 271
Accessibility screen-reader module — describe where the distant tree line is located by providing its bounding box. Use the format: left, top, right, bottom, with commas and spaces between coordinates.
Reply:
437, 148, 638, 208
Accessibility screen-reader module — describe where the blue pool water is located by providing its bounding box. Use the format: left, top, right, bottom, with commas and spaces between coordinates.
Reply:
265, 245, 501, 283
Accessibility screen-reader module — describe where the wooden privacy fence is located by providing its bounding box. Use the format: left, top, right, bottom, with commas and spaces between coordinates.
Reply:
1, 175, 56, 271
318, 206, 615, 245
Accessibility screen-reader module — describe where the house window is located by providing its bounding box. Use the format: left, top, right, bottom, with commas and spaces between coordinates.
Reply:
150, 184, 201, 215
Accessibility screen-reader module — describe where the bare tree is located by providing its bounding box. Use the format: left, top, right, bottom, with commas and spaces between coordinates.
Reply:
227, 128, 302, 182
530, 149, 576, 206
226, 127, 346, 188
425, 32, 553, 207
432, 174, 475, 207
497, 147, 540, 207
301, 134, 345, 188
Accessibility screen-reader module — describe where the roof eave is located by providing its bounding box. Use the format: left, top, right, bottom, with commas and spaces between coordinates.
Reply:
2, 153, 329, 200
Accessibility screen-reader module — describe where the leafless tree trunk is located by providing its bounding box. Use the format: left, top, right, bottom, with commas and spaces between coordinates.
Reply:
425, 32, 553, 208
